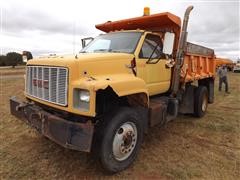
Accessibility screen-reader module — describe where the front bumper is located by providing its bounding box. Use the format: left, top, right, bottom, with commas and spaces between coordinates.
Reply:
9, 97, 94, 152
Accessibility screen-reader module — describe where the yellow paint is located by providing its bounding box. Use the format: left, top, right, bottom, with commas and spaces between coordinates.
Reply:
134, 32, 171, 95
26, 30, 172, 117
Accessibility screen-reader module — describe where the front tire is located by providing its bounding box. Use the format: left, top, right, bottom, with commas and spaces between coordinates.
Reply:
99, 107, 144, 173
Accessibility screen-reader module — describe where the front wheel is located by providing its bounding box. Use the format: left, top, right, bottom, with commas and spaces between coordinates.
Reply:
99, 107, 144, 173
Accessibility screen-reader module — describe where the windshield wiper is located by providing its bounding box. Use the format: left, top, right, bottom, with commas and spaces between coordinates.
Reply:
93, 49, 110, 52
108, 49, 122, 53
93, 49, 123, 53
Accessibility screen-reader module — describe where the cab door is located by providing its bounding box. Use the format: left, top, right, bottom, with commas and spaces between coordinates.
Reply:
136, 33, 171, 96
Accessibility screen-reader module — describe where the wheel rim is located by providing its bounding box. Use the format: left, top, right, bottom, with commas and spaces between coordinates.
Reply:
202, 94, 208, 112
112, 122, 138, 161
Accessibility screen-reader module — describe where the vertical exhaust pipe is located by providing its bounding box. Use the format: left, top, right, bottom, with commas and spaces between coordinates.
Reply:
171, 6, 194, 96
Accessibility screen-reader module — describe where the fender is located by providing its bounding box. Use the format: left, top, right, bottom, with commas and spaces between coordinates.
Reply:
94, 74, 148, 96
74, 73, 149, 104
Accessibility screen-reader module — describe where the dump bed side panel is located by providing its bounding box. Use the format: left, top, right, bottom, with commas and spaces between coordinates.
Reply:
181, 42, 215, 82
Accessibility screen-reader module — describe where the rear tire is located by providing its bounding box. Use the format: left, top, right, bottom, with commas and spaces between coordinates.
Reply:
194, 86, 208, 117
98, 107, 144, 173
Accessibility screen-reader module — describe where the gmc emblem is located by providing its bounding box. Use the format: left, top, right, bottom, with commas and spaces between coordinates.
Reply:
33, 79, 49, 89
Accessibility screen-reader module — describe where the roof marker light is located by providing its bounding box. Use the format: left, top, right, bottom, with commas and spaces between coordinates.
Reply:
143, 7, 150, 16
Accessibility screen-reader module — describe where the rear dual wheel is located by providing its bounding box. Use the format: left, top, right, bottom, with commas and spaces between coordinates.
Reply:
194, 86, 208, 117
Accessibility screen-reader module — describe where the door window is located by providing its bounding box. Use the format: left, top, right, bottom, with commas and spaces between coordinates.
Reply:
139, 34, 163, 59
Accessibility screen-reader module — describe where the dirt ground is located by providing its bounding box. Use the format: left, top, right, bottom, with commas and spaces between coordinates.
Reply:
0, 68, 240, 179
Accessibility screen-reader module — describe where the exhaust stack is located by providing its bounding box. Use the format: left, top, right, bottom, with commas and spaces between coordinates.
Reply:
171, 6, 194, 96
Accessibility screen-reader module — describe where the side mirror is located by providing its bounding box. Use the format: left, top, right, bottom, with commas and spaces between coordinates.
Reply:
162, 32, 175, 55
81, 37, 94, 48
22, 55, 28, 62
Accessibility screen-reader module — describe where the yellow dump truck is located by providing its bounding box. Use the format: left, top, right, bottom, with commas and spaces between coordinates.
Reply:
10, 6, 216, 172
215, 57, 234, 71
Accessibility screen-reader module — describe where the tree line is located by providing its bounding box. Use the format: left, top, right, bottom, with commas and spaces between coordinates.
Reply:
0, 51, 33, 68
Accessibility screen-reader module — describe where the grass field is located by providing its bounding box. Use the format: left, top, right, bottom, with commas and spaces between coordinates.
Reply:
0, 69, 240, 179
0, 66, 25, 76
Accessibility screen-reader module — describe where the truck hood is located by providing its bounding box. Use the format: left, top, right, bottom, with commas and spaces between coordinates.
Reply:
27, 53, 135, 80
25, 53, 147, 117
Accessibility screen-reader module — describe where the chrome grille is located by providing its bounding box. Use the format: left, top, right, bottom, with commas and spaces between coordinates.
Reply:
26, 66, 68, 106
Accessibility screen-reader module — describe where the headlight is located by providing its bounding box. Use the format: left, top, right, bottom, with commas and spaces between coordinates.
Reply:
73, 89, 90, 111
79, 90, 90, 102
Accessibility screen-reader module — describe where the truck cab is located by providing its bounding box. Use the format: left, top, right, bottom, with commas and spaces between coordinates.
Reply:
10, 6, 215, 173
81, 30, 172, 96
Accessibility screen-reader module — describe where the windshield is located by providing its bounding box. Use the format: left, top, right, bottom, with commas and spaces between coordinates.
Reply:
81, 32, 142, 54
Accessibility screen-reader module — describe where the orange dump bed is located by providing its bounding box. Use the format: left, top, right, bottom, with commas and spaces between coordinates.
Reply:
96, 12, 181, 54
181, 42, 216, 82
96, 12, 181, 33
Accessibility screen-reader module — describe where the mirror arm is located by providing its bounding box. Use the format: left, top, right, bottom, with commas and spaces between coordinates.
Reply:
81, 37, 94, 48
146, 42, 162, 64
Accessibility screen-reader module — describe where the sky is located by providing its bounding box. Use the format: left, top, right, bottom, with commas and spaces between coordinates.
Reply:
0, 0, 239, 61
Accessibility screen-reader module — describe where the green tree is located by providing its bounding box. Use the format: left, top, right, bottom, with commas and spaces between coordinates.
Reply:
0, 55, 7, 66
6, 52, 23, 68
